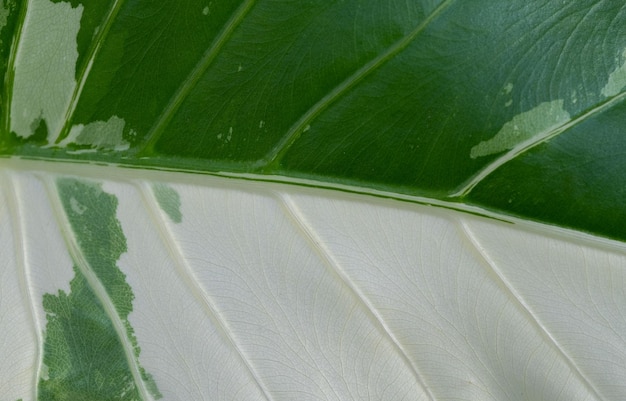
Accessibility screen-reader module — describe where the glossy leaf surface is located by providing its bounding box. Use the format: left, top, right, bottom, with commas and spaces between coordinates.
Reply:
2, 1, 626, 400
2, 0, 626, 239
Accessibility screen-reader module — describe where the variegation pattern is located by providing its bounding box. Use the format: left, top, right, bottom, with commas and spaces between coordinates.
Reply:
2, 161, 625, 400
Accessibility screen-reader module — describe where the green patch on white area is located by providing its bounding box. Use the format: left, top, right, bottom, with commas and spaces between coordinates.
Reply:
471, 100, 570, 159
152, 183, 182, 223
60, 115, 131, 151
10, 0, 82, 143
38, 178, 161, 399
601, 49, 626, 98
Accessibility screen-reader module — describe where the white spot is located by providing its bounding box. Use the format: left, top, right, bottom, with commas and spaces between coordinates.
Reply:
202, 5, 210, 15
471, 100, 570, 158
227, 127, 233, 142
503, 83, 514, 95
505, 99, 513, 107
70, 197, 87, 215
259, 120, 265, 128
303, 125, 311, 133
237, 64, 243, 72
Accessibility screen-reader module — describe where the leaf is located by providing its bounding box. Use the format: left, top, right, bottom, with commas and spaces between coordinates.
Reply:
2, 160, 626, 400
2, 0, 626, 400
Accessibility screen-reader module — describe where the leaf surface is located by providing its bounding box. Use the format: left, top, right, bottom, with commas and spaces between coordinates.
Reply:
2, 160, 626, 400
2, 1, 626, 400
2, 0, 626, 239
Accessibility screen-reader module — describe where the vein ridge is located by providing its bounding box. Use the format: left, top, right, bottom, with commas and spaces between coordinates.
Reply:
41, 175, 157, 401
457, 218, 607, 401
3, 171, 41, 401
136, 181, 274, 401
2, 0, 30, 135
258, 0, 456, 169
276, 192, 437, 401
452, 90, 626, 197
56, 0, 127, 143
138, 0, 257, 155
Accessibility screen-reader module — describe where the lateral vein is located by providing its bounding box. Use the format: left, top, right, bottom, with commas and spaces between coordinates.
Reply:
258, 0, 456, 169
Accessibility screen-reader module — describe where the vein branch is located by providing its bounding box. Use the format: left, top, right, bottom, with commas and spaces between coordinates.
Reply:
56, 0, 127, 144
137, 181, 274, 401
276, 192, 437, 401
42, 176, 156, 401
2, 0, 30, 136
458, 218, 606, 401
137, 0, 257, 156
258, 0, 456, 170
452, 90, 626, 198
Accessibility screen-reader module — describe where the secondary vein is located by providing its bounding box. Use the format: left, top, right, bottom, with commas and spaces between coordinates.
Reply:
56, 0, 127, 144
137, 0, 257, 156
452, 90, 626, 198
258, 0, 456, 170
42, 176, 156, 401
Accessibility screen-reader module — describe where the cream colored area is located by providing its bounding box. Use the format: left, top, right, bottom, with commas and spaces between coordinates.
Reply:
10, 0, 82, 143
3, 160, 626, 399
0, 176, 38, 401
471, 100, 570, 159
602, 49, 626, 98
60, 115, 131, 151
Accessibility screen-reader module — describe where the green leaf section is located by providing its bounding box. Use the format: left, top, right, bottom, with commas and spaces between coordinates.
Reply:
39, 178, 160, 400
152, 183, 182, 223
2, 0, 626, 240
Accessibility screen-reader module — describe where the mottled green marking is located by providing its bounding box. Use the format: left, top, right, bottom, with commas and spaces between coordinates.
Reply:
152, 183, 182, 223
470, 100, 570, 158
0, 4, 9, 32
39, 179, 161, 399
601, 49, 626, 98
61, 115, 130, 151
10, 0, 82, 142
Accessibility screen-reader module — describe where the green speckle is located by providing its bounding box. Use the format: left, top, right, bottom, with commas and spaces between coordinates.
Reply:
153, 183, 182, 223
0, 4, 9, 32
470, 100, 570, 158
38, 179, 161, 399
601, 49, 626, 98
10, 0, 82, 142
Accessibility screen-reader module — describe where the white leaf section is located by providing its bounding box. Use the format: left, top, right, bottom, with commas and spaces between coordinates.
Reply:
464, 219, 626, 400
103, 180, 269, 401
2, 161, 626, 400
0, 174, 38, 401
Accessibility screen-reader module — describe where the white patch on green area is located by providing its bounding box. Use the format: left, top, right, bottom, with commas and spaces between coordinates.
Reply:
471, 100, 570, 159
503, 83, 513, 95
60, 115, 131, 151
202, 5, 210, 15
10, 0, 82, 142
601, 49, 626, 98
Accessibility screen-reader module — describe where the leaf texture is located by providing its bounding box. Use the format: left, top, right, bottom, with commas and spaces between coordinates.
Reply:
2, 160, 625, 400
2, 1, 626, 240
